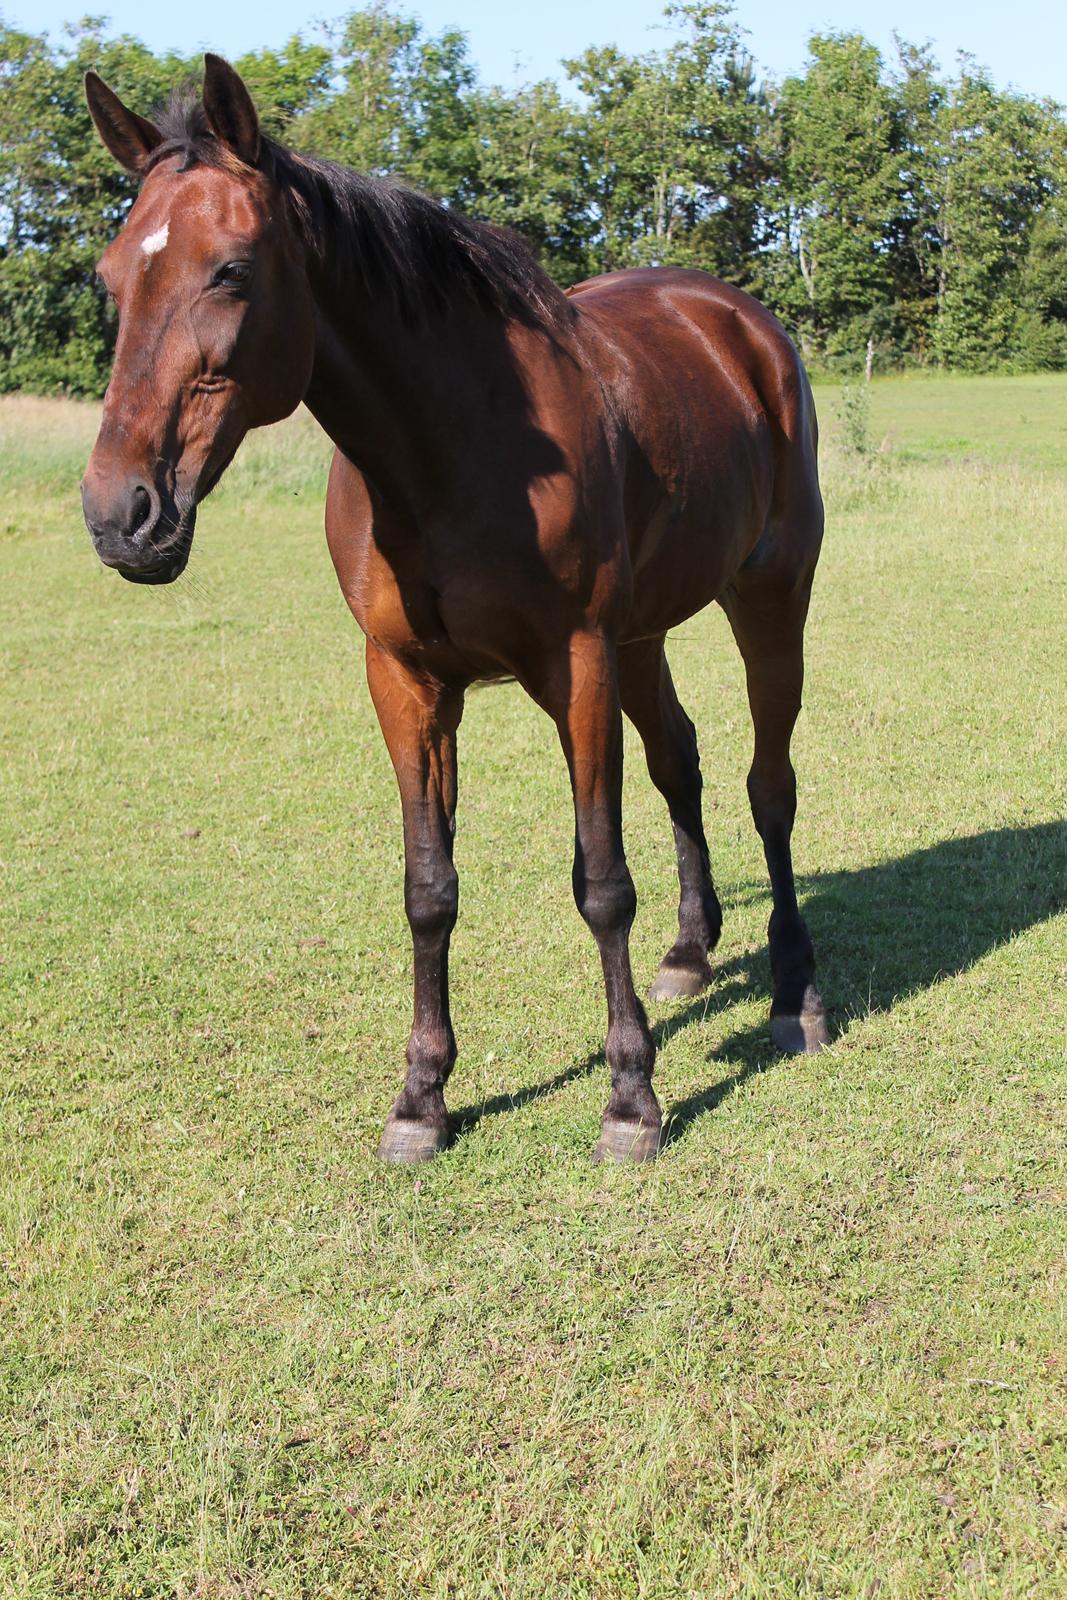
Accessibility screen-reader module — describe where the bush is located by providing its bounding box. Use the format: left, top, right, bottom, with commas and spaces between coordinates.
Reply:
836, 380, 872, 457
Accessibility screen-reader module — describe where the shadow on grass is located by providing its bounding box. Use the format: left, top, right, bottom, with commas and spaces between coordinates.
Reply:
665, 819, 1066, 1144
451, 956, 755, 1138
454, 821, 1065, 1149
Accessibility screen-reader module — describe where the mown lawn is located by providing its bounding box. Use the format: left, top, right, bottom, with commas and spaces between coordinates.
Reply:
1, 373, 1065, 1598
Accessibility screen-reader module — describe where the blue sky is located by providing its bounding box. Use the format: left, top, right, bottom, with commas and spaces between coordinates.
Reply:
10, 0, 1066, 105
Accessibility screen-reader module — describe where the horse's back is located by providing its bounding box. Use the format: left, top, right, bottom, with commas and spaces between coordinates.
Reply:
569, 267, 822, 636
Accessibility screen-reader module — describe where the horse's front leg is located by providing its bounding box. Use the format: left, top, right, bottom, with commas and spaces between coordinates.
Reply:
546, 630, 661, 1162
365, 641, 464, 1163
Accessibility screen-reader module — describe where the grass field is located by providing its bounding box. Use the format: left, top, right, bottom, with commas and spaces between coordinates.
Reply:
1, 372, 1065, 1598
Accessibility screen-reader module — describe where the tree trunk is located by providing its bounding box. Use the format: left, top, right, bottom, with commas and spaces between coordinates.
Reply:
797, 222, 816, 305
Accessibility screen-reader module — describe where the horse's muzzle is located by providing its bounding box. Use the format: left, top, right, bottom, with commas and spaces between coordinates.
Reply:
81, 473, 194, 583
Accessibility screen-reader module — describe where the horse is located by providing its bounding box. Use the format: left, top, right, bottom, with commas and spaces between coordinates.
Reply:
81, 55, 830, 1165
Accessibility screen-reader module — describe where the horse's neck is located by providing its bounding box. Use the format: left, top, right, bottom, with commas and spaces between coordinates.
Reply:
302, 284, 503, 508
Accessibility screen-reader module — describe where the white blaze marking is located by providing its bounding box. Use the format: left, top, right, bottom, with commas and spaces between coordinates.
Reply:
141, 223, 169, 257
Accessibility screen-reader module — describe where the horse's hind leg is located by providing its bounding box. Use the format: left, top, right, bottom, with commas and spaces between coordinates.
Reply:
722, 574, 829, 1053
618, 637, 722, 1000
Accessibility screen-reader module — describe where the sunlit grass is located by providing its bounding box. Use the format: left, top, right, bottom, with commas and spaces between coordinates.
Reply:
1, 376, 1064, 1598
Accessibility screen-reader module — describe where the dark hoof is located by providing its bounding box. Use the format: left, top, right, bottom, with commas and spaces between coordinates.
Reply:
648, 958, 713, 1002
377, 1117, 449, 1164
593, 1118, 662, 1164
770, 993, 830, 1055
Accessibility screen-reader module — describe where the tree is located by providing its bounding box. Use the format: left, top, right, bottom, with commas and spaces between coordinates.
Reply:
1016, 197, 1067, 367
926, 63, 1061, 368
565, 3, 766, 278
463, 80, 589, 283
0, 20, 195, 393
233, 36, 333, 143
290, 5, 480, 199
2, 2, 1067, 392
771, 33, 902, 363
887, 37, 946, 360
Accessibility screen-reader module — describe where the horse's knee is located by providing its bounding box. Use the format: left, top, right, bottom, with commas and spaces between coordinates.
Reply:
649, 747, 702, 812
574, 867, 637, 940
747, 762, 797, 837
405, 864, 459, 939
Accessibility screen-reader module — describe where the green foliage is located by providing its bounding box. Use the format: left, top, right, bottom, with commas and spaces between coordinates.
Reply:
1014, 203, 1067, 368
0, 19, 192, 393
924, 66, 1062, 369
232, 36, 333, 142
836, 379, 873, 456
774, 34, 901, 347
564, 4, 764, 276
2, 4, 1067, 391
463, 79, 591, 282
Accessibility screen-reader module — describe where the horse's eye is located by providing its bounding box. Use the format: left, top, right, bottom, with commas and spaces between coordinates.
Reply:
215, 261, 253, 290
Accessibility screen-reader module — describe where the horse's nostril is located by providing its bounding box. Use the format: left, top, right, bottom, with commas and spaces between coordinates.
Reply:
130, 486, 151, 537
129, 485, 154, 540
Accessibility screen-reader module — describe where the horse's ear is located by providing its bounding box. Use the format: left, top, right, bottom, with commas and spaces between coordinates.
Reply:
85, 72, 163, 174
202, 54, 260, 165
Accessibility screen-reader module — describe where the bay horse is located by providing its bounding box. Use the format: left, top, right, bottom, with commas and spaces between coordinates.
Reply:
81, 56, 829, 1164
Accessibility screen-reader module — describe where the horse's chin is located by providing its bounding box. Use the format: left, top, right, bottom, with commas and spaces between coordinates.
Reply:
118, 558, 187, 585
115, 511, 196, 585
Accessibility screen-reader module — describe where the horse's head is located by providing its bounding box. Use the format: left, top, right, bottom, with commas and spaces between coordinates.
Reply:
81, 57, 314, 582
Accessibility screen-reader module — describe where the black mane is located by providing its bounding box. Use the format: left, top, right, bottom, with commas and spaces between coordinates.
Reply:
146, 93, 573, 331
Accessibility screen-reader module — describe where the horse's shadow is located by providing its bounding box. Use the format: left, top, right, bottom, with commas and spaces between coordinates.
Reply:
452, 821, 1065, 1148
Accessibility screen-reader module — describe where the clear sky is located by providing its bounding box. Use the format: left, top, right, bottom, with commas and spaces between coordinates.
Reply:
9, 0, 1066, 106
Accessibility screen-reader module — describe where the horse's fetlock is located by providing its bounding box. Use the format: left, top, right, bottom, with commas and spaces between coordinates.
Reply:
605, 1066, 660, 1128
768, 912, 816, 1016
703, 888, 723, 947
405, 1026, 455, 1085
392, 1080, 448, 1126
768, 909, 814, 964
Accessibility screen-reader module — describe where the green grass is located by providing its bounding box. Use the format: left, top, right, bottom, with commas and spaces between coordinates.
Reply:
1, 374, 1065, 1599
833, 371, 1067, 468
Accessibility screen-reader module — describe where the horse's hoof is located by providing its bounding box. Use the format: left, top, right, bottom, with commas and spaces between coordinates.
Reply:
649, 958, 713, 1001
377, 1117, 448, 1164
593, 1118, 662, 1164
771, 1003, 830, 1055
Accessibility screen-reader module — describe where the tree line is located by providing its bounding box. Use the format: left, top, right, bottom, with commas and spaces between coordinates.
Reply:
2, 1, 1066, 394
